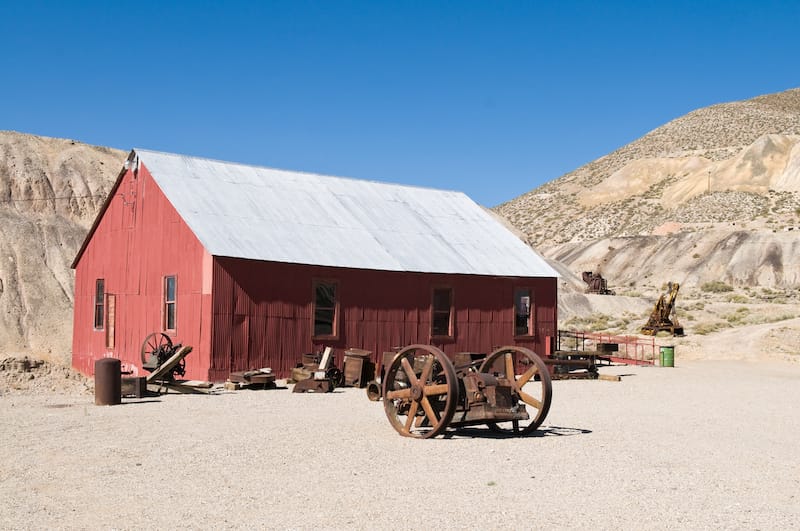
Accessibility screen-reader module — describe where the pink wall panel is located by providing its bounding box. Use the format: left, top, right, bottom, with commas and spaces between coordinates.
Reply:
72, 164, 211, 379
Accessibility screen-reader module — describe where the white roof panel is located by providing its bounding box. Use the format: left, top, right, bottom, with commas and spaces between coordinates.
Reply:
135, 149, 558, 277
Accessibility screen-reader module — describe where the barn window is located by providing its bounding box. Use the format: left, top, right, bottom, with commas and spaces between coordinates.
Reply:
431, 287, 454, 338
514, 288, 534, 336
93, 279, 105, 330
313, 280, 339, 338
163, 275, 177, 331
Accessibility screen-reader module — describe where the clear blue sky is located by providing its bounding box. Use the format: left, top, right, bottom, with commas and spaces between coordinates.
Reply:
2, 1, 798, 207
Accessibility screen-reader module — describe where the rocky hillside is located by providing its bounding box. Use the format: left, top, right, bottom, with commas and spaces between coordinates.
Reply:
3, 86, 800, 369
0, 132, 125, 362
497, 88, 800, 295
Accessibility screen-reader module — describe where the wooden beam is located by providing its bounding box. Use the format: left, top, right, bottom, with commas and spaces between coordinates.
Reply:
145, 345, 193, 383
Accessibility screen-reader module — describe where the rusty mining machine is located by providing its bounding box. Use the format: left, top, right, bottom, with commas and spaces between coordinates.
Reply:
582, 271, 614, 295
381, 344, 552, 439
641, 282, 684, 336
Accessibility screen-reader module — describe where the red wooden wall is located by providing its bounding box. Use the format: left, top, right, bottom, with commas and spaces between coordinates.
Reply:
72, 164, 213, 379
73, 160, 557, 382
209, 257, 557, 380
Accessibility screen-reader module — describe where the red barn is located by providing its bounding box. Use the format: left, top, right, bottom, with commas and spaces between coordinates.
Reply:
72, 149, 558, 381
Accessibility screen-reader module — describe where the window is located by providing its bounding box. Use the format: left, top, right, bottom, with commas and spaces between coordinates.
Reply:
164, 276, 176, 331
514, 288, 534, 336
313, 280, 338, 338
431, 287, 453, 337
93, 279, 105, 330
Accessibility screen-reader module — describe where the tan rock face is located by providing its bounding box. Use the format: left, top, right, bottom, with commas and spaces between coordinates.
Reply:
4, 89, 800, 364
0, 131, 125, 363
496, 88, 800, 292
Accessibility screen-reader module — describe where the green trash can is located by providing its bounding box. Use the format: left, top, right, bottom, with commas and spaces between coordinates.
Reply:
659, 346, 675, 367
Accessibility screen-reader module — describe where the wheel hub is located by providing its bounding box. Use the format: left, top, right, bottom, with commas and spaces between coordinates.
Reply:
410, 384, 424, 402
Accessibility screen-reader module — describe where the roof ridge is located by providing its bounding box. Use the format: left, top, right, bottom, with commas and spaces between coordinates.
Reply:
133, 147, 466, 197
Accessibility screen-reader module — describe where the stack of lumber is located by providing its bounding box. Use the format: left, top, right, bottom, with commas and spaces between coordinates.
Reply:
225, 369, 276, 390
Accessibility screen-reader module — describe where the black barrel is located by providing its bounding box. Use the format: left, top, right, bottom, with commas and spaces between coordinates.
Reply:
94, 358, 121, 405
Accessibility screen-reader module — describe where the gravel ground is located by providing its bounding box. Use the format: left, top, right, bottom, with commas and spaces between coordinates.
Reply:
2, 360, 799, 530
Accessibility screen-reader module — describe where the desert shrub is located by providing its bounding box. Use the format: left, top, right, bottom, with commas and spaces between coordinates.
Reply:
750, 312, 797, 325
619, 290, 641, 297
701, 280, 733, 293
724, 308, 750, 325
692, 253, 701, 259
726, 294, 749, 303
586, 314, 613, 331
693, 321, 729, 335
685, 301, 706, 310
563, 313, 629, 333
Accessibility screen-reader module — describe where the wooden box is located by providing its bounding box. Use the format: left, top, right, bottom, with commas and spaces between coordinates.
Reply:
343, 349, 372, 388
121, 376, 147, 398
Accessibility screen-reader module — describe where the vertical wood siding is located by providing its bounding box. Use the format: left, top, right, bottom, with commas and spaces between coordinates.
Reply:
210, 257, 557, 380
74, 165, 556, 382
72, 164, 212, 379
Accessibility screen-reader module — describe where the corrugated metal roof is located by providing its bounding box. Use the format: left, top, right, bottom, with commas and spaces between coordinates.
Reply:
135, 149, 558, 277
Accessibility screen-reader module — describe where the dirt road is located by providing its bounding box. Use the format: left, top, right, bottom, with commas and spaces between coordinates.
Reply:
2, 360, 799, 529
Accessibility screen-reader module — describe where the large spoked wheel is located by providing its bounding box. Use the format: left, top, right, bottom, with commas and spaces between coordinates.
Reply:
382, 344, 458, 439
140, 332, 173, 365
479, 346, 552, 436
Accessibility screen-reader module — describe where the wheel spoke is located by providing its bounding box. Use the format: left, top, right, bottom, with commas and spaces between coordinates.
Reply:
504, 353, 515, 380
517, 365, 538, 387
420, 396, 439, 426
401, 357, 419, 386
418, 356, 434, 384
519, 390, 543, 410
385, 388, 412, 400
403, 400, 419, 433
423, 383, 449, 396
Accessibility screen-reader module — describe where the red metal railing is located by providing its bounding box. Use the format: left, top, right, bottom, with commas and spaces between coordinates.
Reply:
556, 330, 656, 365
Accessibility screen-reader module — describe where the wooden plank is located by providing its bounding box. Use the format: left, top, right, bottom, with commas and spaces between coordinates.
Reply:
145, 346, 193, 383
175, 380, 213, 388
147, 381, 212, 394
318, 346, 333, 370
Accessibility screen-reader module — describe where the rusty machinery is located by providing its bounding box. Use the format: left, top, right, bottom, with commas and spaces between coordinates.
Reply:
582, 271, 614, 295
641, 282, 685, 336
381, 344, 552, 439
140, 332, 192, 382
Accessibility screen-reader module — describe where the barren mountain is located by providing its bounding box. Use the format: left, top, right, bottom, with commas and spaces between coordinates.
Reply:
3, 86, 800, 370
498, 88, 800, 249
497, 89, 800, 289
0, 131, 125, 362
495, 89, 800, 358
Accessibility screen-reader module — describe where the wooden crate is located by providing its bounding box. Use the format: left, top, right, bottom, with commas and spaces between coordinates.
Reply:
343, 349, 372, 388
121, 376, 147, 398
